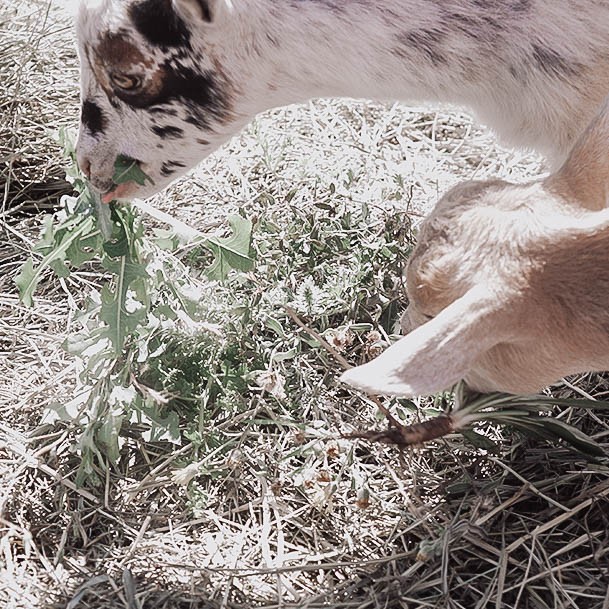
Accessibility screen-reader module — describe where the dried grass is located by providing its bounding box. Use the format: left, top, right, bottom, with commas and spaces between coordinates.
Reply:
0, 0, 78, 217
2, 2, 609, 609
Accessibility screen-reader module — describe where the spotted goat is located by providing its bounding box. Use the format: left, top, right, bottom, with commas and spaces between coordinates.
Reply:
76, 0, 609, 201
342, 96, 609, 396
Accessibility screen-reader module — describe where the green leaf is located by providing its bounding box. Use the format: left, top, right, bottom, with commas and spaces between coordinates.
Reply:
533, 417, 606, 458
36, 214, 60, 251
205, 215, 255, 280
97, 409, 124, 464
44, 390, 90, 424
153, 228, 181, 251
103, 215, 130, 258
134, 398, 181, 444
272, 347, 298, 362
112, 154, 153, 186
15, 216, 96, 306
49, 257, 71, 278
66, 231, 101, 266
64, 332, 105, 357
92, 190, 114, 239
99, 258, 149, 353
461, 429, 500, 452
14, 258, 37, 308
505, 415, 606, 458
523, 396, 609, 412
57, 127, 77, 162
264, 316, 285, 338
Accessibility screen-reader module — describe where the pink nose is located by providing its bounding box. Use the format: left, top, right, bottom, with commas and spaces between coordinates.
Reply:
76, 151, 115, 192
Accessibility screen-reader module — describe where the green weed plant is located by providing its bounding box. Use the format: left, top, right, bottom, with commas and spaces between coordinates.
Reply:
15, 132, 256, 484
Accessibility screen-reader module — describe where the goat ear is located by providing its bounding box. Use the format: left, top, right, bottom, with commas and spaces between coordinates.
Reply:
547, 97, 609, 210
172, 0, 231, 23
340, 285, 511, 397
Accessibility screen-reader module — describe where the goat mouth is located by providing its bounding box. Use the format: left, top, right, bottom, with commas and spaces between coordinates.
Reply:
101, 181, 137, 204
99, 156, 149, 203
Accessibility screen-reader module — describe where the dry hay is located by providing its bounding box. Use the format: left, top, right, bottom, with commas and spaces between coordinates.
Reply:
2, 2, 609, 609
0, 0, 78, 217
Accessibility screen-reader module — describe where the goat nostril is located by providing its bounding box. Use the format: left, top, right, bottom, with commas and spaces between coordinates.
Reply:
80, 158, 92, 179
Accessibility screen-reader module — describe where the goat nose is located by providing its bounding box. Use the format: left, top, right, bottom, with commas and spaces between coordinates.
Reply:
75, 151, 115, 192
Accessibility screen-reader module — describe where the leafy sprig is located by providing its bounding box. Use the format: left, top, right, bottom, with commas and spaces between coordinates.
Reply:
15, 131, 255, 484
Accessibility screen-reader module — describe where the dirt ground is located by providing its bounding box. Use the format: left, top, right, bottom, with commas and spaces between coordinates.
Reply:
2, 2, 609, 609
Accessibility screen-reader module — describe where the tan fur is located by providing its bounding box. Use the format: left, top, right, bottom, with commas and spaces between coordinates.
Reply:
547, 104, 609, 211
341, 98, 609, 397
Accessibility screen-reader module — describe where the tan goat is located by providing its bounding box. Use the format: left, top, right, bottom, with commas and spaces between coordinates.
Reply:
341, 98, 609, 397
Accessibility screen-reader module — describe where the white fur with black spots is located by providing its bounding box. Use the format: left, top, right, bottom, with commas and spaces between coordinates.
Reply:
76, 0, 609, 201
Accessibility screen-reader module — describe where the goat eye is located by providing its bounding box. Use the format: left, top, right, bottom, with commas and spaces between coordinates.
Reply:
110, 72, 142, 91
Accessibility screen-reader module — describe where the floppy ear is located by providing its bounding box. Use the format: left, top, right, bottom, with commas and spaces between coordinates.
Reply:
172, 0, 231, 23
546, 97, 609, 210
340, 285, 512, 397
